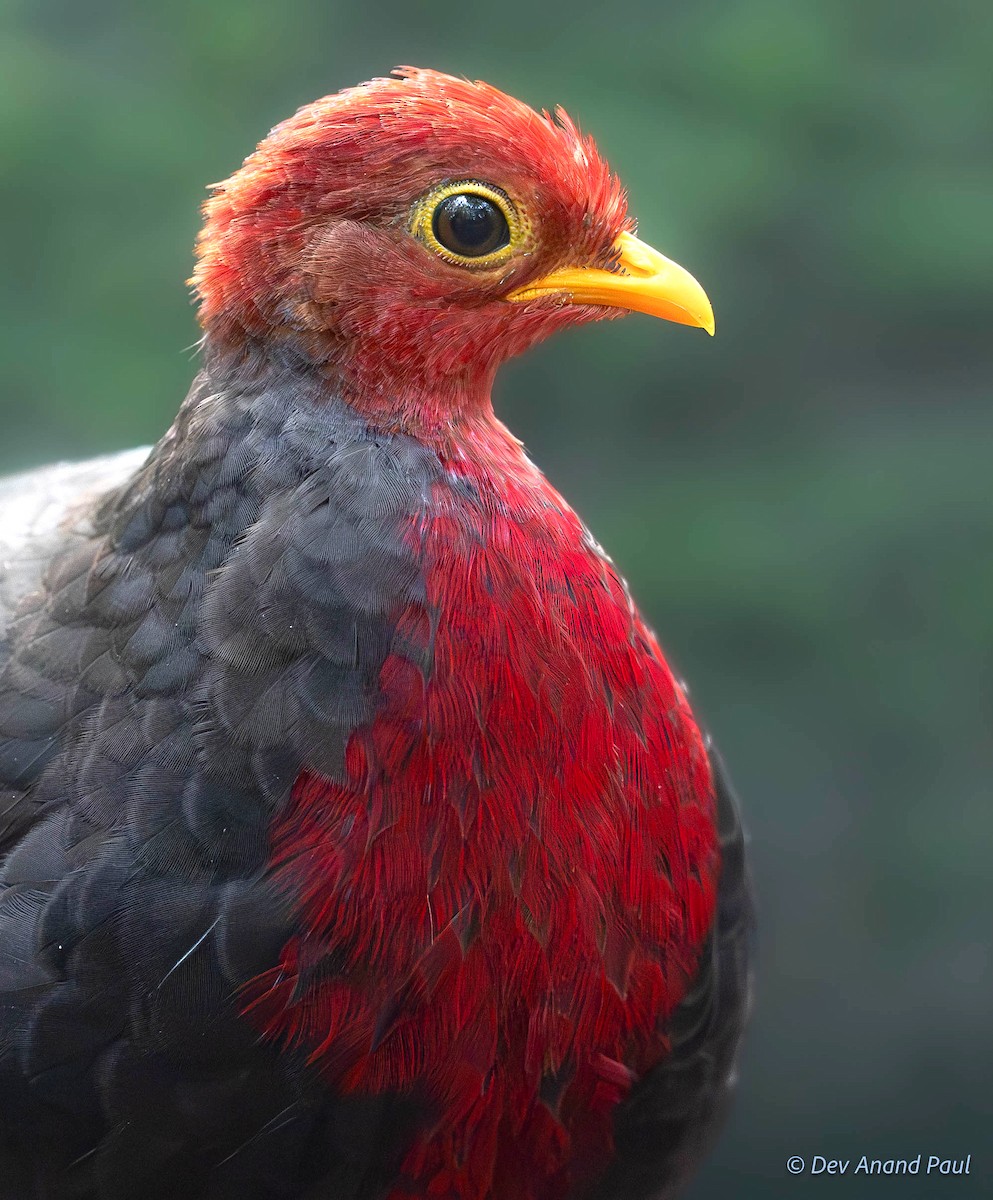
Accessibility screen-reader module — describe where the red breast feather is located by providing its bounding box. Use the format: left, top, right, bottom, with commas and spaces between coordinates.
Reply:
246, 424, 718, 1200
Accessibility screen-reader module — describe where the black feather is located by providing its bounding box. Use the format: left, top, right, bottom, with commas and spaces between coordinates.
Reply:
0, 353, 437, 1199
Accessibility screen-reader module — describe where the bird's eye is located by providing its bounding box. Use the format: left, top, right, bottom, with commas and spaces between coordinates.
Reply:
433, 194, 509, 258
411, 181, 525, 268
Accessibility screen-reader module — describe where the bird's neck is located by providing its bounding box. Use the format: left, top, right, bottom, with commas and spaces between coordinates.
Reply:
201, 329, 505, 447
340, 364, 502, 446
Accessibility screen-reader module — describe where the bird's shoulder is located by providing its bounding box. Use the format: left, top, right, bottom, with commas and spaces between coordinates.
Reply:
0, 448, 150, 637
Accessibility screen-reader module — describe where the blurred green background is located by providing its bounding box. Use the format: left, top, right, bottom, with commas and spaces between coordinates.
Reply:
2, 1, 991, 1196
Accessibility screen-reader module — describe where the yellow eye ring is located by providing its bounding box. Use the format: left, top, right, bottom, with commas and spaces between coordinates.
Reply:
410, 181, 527, 269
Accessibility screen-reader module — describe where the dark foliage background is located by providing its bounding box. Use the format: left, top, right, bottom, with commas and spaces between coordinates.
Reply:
2, 2, 991, 1196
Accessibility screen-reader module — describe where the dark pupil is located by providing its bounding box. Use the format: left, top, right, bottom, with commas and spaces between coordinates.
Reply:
433, 193, 510, 258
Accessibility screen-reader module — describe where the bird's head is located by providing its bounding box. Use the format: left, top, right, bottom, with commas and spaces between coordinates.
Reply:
193, 67, 713, 433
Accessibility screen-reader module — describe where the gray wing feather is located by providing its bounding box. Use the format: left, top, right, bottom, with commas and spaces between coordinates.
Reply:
0, 448, 150, 635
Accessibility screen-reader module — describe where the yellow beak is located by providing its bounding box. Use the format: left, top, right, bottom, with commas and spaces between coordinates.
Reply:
506, 230, 715, 335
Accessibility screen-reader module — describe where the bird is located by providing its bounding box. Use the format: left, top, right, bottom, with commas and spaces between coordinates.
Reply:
0, 68, 751, 1200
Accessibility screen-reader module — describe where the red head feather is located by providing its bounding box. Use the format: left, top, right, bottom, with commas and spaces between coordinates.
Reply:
192, 68, 631, 429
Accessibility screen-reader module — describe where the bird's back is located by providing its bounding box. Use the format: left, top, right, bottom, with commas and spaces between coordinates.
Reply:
0, 450, 149, 639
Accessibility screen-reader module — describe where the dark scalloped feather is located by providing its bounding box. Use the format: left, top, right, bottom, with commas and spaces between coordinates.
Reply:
0, 357, 436, 1198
